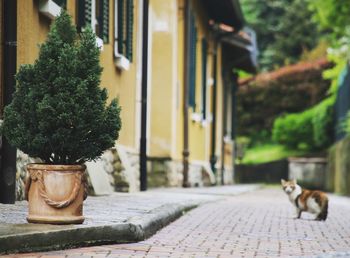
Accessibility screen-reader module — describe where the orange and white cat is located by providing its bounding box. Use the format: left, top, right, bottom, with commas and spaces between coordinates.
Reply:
281, 179, 328, 221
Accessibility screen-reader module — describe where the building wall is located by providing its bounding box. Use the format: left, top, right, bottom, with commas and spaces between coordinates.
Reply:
175, 0, 214, 163
100, 0, 141, 150
175, 0, 185, 162
16, 0, 140, 151
17, 1, 50, 67
148, 0, 178, 158
187, 0, 208, 163
13, 0, 239, 188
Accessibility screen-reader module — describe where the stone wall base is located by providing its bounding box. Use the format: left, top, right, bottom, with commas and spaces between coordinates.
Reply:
288, 157, 327, 190
15, 146, 231, 200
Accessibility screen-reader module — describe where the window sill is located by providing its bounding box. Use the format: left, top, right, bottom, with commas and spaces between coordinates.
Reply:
96, 37, 104, 51
191, 112, 202, 123
191, 113, 213, 127
224, 135, 233, 144
115, 54, 130, 71
39, 0, 61, 20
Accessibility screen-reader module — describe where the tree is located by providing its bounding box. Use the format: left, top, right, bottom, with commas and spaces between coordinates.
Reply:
308, 0, 350, 40
241, 0, 321, 71
2, 11, 122, 164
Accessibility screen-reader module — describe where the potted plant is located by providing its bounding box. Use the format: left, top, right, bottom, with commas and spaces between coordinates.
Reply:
2, 11, 121, 224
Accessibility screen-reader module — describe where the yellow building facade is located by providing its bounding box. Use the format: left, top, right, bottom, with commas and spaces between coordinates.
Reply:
147, 0, 257, 186
0, 0, 257, 198
16, 0, 142, 151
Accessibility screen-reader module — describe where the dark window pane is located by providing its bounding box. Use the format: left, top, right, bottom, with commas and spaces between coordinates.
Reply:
53, 0, 67, 7
126, 0, 133, 61
201, 38, 207, 119
189, 11, 197, 110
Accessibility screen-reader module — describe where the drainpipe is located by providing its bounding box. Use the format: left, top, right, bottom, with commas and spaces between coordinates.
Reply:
210, 40, 218, 175
221, 69, 228, 185
182, 0, 190, 188
0, 0, 17, 204
231, 73, 238, 182
140, 0, 149, 191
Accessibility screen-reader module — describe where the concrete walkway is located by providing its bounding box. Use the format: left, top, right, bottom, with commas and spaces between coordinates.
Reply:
0, 185, 260, 255
5, 187, 350, 258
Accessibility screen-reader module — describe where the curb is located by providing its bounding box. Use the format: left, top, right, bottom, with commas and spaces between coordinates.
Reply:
0, 184, 262, 255
128, 203, 198, 240
0, 203, 198, 255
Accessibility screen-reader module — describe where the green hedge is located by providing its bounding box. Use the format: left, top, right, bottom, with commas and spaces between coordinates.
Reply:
312, 97, 335, 148
272, 96, 335, 150
237, 59, 332, 142
272, 110, 314, 149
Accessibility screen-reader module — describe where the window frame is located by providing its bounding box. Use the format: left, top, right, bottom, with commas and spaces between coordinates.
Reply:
39, 0, 63, 19
201, 38, 208, 121
188, 11, 197, 110
77, 0, 107, 50
114, 0, 133, 70
91, 0, 106, 48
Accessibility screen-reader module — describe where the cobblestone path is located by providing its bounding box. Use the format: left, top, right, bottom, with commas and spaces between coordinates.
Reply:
3, 187, 350, 258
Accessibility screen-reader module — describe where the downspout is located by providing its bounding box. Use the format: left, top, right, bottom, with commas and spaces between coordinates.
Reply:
140, 0, 149, 191
231, 73, 238, 182
221, 68, 228, 185
182, 0, 190, 187
210, 40, 218, 175
0, 0, 17, 204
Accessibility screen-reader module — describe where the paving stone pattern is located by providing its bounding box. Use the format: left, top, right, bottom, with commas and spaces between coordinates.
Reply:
0, 185, 260, 254
0, 191, 219, 225
3, 188, 350, 257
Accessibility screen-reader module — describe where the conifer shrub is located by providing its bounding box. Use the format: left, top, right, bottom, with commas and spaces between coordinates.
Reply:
2, 11, 121, 164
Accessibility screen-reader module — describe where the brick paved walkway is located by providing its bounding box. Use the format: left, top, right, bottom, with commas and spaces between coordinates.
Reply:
3, 187, 350, 257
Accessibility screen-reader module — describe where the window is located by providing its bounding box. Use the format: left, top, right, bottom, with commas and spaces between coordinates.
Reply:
201, 38, 208, 120
77, 0, 109, 44
114, 0, 134, 62
52, 0, 66, 7
189, 11, 197, 110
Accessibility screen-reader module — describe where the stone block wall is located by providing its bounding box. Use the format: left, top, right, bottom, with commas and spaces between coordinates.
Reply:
235, 159, 288, 184
15, 145, 220, 201
327, 137, 350, 195
288, 157, 327, 190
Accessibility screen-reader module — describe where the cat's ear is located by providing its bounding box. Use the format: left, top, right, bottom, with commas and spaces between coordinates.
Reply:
292, 178, 297, 184
281, 179, 286, 185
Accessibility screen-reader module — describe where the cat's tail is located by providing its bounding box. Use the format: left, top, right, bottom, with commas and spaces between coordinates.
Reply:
318, 198, 328, 221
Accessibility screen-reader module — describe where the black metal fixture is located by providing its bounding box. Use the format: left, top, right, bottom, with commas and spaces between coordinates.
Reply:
140, 0, 149, 191
0, 0, 17, 204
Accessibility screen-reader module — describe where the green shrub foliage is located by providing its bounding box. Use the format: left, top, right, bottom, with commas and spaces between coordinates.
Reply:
312, 97, 335, 148
272, 97, 334, 150
2, 11, 121, 164
237, 59, 332, 142
272, 111, 314, 149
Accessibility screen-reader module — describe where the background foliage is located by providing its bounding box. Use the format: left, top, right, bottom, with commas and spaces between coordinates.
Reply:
272, 96, 335, 150
237, 59, 332, 143
241, 0, 321, 71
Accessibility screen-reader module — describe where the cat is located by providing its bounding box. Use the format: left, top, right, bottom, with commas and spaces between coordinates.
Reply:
281, 179, 328, 221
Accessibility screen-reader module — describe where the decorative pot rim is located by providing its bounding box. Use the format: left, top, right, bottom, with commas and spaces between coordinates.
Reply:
27, 163, 86, 171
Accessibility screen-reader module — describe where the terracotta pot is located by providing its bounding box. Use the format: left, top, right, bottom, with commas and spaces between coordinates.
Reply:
25, 163, 87, 224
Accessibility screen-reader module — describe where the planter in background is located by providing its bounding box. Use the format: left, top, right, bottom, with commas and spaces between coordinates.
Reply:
26, 164, 86, 224
288, 157, 327, 190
